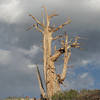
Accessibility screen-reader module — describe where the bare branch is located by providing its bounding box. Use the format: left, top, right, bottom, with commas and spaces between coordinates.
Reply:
50, 35, 69, 62
29, 14, 45, 28
26, 24, 43, 33
52, 18, 71, 32
48, 14, 58, 20
68, 38, 73, 44
26, 26, 33, 31
41, 10, 45, 26
60, 35, 69, 81
50, 48, 65, 62
52, 35, 64, 40
61, 40, 65, 47
70, 36, 80, 48
50, 35, 80, 62
33, 24, 43, 33
54, 45, 57, 52
59, 35, 81, 82
42, 6, 48, 18
42, 6, 50, 27
67, 65, 74, 68
36, 65, 46, 98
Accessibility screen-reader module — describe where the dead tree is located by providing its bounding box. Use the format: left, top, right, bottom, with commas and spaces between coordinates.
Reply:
28, 7, 81, 98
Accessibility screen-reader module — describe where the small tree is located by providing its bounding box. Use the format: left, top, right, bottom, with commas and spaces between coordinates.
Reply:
28, 7, 81, 99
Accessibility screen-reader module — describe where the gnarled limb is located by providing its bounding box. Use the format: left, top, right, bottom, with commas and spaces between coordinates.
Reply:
52, 35, 64, 40
70, 36, 80, 48
33, 24, 43, 33
52, 18, 71, 32
41, 10, 45, 26
48, 14, 58, 20
56, 35, 71, 83
26, 24, 43, 33
26, 25, 33, 31
29, 14, 45, 28
50, 48, 65, 62
50, 35, 80, 62
60, 35, 69, 81
60, 50, 71, 81
36, 65, 46, 98
60, 36, 80, 82
42, 6, 50, 27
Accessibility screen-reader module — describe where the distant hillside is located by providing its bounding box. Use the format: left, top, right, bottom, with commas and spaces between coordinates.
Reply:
52, 89, 100, 100
4, 89, 100, 100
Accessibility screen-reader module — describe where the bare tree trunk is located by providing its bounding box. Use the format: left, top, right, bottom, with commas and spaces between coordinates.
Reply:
43, 29, 60, 97
28, 6, 80, 99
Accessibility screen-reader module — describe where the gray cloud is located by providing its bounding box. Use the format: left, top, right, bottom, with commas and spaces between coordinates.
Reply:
0, 0, 100, 98
64, 72, 94, 90
0, 46, 41, 98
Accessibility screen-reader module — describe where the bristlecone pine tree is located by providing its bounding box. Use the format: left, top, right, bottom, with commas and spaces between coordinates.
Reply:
28, 7, 81, 99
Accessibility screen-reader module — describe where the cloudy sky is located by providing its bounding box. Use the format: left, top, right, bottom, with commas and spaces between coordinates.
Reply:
0, 0, 100, 99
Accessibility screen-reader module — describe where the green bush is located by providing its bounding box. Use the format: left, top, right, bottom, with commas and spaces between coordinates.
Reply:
52, 90, 79, 100
52, 89, 100, 100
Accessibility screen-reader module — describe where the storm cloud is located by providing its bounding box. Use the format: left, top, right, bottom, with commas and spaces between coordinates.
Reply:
0, 0, 100, 98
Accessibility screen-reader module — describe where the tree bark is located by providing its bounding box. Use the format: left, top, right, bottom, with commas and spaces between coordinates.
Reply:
28, 7, 80, 99
43, 29, 60, 98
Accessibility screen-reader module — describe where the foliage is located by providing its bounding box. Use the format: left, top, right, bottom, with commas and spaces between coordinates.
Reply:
52, 89, 100, 100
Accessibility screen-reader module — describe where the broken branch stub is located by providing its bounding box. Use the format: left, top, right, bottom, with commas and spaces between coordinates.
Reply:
36, 65, 46, 98
29, 14, 45, 28
52, 18, 72, 32
48, 14, 58, 20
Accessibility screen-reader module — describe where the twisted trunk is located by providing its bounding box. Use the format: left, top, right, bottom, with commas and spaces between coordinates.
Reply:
28, 7, 74, 99
43, 29, 60, 97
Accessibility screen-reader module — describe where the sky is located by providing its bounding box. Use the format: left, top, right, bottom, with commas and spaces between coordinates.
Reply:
0, 0, 100, 99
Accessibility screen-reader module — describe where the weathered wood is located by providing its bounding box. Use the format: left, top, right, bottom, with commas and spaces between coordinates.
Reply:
29, 14, 45, 28
52, 17, 71, 32
36, 65, 46, 98
29, 7, 81, 99
60, 35, 71, 81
